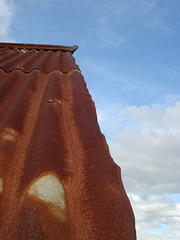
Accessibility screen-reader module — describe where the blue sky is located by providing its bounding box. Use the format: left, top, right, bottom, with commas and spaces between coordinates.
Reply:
1, 0, 180, 239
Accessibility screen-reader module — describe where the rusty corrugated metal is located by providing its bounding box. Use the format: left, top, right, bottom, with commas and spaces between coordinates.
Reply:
0, 44, 79, 74
0, 42, 78, 53
0, 43, 136, 240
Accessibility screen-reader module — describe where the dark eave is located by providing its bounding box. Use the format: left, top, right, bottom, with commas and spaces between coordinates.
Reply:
0, 42, 78, 54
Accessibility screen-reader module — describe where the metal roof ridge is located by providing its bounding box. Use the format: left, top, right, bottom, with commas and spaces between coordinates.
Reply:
0, 42, 78, 54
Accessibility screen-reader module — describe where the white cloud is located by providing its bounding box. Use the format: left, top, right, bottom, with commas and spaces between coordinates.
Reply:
124, 101, 180, 128
111, 128, 180, 194
129, 194, 180, 240
98, 99, 180, 194
0, 0, 15, 42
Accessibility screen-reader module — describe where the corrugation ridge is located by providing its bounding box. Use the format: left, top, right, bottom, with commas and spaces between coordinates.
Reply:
47, 50, 63, 72
14, 49, 45, 72
13, 49, 46, 72
0, 50, 20, 60
0, 48, 44, 72
0, 67, 81, 75
29, 50, 55, 73
0, 50, 33, 71
57, 72, 90, 239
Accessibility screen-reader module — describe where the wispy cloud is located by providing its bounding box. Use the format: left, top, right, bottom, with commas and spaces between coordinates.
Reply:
0, 0, 15, 42
89, 0, 180, 47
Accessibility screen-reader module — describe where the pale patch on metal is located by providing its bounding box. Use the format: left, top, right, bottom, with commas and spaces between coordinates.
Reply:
28, 174, 66, 219
2, 129, 16, 141
20, 49, 27, 53
56, 99, 62, 104
0, 178, 3, 193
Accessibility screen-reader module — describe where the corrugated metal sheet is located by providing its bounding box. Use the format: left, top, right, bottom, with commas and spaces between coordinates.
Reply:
0, 43, 79, 74
0, 43, 136, 240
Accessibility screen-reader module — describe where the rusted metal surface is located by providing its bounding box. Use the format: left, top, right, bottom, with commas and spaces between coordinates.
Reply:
0, 42, 78, 53
0, 45, 79, 74
0, 43, 136, 240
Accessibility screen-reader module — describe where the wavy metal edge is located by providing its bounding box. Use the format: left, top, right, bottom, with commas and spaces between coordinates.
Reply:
0, 67, 81, 75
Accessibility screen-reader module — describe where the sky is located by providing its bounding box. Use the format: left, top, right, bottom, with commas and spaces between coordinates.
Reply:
1, 0, 180, 239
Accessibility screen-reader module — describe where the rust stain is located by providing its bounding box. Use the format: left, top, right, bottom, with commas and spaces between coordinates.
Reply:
0, 42, 136, 240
